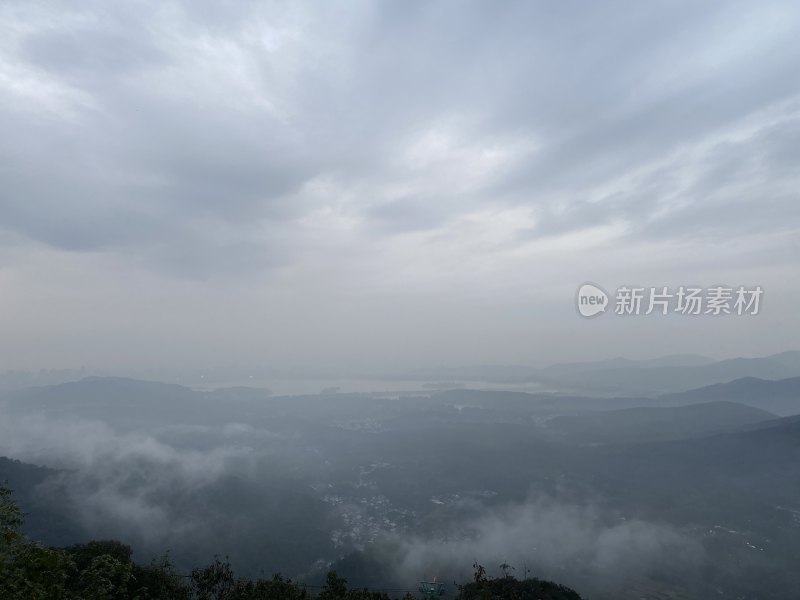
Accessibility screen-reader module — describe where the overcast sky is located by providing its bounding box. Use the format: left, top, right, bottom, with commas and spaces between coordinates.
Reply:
1, 1, 799, 375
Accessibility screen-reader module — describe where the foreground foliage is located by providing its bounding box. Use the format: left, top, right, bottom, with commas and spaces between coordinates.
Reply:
454, 563, 583, 600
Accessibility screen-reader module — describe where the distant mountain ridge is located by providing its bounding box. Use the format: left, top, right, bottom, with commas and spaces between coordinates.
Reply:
543, 353, 716, 374
398, 351, 800, 397
660, 376, 800, 416
397, 353, 717, 383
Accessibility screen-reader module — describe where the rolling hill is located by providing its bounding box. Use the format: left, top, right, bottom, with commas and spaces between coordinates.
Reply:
546, 401, 777, 443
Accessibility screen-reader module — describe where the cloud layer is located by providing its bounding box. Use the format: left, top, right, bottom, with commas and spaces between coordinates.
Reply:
1, 1, 799, 371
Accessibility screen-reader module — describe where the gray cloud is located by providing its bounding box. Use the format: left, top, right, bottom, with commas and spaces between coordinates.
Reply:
0, 0, 799, 369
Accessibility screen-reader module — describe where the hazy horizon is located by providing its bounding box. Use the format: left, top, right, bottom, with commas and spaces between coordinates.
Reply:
2, 349, 798, 379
